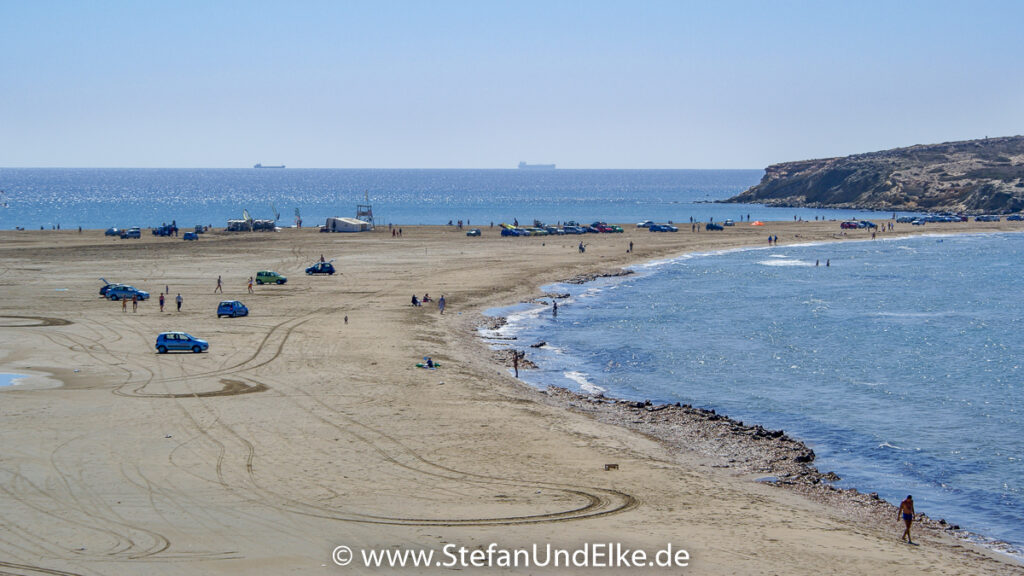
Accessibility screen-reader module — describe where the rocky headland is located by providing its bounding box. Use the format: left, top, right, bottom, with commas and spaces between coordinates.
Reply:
726, 136, 1024, 214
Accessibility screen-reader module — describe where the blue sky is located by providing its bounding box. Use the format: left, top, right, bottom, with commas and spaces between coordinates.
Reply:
2, 0, 1021, 168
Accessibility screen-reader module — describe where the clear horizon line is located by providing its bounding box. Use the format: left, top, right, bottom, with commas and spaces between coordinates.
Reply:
0, 165, 765, 171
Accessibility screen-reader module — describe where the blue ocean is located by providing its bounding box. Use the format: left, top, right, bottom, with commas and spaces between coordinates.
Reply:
488, 232, 1024, 555
0, 168, 901, 231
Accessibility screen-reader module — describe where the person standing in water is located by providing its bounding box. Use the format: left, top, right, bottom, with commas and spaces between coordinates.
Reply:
898, 495, 916, 544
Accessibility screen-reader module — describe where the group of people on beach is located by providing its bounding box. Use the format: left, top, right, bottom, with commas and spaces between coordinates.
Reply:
411, 293, 446, 313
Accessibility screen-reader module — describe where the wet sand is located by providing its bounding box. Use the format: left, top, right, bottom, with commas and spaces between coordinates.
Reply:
0, 220, 1021, 574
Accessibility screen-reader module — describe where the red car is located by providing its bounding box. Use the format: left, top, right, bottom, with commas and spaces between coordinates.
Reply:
840, 221, 859, 229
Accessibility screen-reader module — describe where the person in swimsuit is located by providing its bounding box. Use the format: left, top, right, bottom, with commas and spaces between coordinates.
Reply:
898, 495, 915, 544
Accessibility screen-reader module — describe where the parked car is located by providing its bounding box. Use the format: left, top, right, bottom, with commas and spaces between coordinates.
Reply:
637, 220, 654, 228
649, 224, 678, 232
705, 222, 724, 231
609, 225, 624, 233
466, 228, 481, 236
1008, 215, 1023, 221
975, 215, 1001, 222
562, 225, 585, 234
155, 332, 209, 354
255, 270, 287, 284
216, 300, 248, 318
896, 216, 916, 223
104, 227, 121, 236
723, 219, 735, 226
305, 261, 335, 275
121, 227, 141, 239
99, 278, 124, 297
183, 231, 198, 241
840, 221, 859, 229
858, 221, 877, 229
911, 219, 925, 225
107, 285, 149, 301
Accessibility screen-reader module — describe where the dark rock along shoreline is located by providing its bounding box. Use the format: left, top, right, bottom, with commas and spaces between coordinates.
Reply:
480, 267, 1022, 561
725, 135, 1024, 215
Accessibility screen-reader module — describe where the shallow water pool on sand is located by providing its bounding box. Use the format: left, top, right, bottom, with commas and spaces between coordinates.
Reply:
0, 373, 28, 387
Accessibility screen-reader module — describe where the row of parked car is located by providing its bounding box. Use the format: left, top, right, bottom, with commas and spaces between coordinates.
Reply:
105, 225, 202, 240
499, 221, 626, 236
840, 220, 878, 229
891, 214, 1019, 225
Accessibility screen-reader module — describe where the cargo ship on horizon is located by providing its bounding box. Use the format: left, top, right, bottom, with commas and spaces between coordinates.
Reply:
254, 163, 285, 169
518, 161, 555, 170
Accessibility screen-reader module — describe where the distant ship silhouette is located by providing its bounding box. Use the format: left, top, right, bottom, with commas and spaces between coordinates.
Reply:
254, 163, 285, 169
518, 161, 555, 170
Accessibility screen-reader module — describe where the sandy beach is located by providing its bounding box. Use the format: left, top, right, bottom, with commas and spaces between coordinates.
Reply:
0, 220, 1021, 575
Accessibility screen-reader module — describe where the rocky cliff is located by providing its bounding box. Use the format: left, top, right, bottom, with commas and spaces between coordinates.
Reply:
726, 136, 1024, 214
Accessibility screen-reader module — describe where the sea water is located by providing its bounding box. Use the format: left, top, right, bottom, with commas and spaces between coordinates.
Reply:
487, 232, 1024, 555
0, 168, 906, 230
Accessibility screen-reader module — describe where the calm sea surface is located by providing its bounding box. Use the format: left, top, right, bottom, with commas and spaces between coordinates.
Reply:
487, 232, 1024, 555
0, 168, 904, 230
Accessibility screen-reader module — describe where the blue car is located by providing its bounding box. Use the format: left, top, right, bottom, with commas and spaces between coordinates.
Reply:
217, 300, 248, 318
183, 231, 198, 240
466, 228, 481, 237
305, 261, 335, 275
649, 224, 678, 232
107, 285, 150, 301
156, 332, 209, 354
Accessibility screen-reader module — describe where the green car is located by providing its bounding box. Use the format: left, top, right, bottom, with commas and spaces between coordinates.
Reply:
255, 270, 287, 285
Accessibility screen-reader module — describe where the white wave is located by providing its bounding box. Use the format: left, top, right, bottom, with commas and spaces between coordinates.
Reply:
872, 311, 953, 319
758, 259, 815, 267
878, 442, 908, 451
564, 371, 606, 394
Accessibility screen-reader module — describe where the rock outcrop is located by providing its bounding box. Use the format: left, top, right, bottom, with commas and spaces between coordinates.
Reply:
725, 136, 1024, 214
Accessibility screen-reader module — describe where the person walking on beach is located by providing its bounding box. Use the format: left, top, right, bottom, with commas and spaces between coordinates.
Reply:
175, 293, 183, 312
131, 294, 138, 312
438, 294, 446, 315
898, 495, 916, 544
215, 275, 222, 293
122, 297, 127, 312
513, 350, 520, 378
248, 276, 254, 294
159, 292, 165, 312
552, 301, 558, 317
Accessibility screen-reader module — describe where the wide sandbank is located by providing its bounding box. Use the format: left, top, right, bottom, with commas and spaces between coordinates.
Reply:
0, 219, 1021, 575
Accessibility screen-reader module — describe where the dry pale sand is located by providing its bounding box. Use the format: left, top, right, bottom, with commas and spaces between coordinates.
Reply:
0, 220, 1021, 575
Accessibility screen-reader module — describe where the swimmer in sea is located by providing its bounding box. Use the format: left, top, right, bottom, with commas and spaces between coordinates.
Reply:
898, 495, 915, 544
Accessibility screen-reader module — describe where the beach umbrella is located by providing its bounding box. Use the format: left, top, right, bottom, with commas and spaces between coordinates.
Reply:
751, 221, 765, 226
